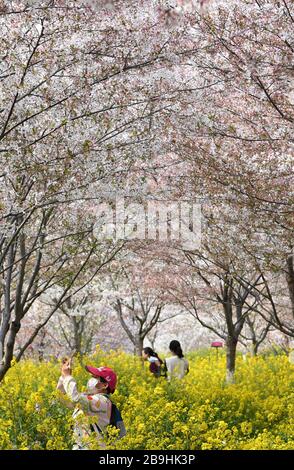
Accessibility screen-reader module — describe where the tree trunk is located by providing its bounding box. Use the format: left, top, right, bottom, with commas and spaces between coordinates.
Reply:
251, 341, 258, 356
0, 361, 10, 383
72, 316, 82, 356
38, 330, 47, 361
286, 254, 294, 318
0, 320, 20, 382
226, 335, 238, 383
134, 337, 144, 357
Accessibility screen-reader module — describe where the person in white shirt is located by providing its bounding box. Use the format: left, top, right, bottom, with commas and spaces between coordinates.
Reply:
57, 359, 121, 449
165, 340, 189, 381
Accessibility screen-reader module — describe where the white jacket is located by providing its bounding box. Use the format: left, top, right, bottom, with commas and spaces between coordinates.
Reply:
57, 375, 112, 449
165, 356, 189, 381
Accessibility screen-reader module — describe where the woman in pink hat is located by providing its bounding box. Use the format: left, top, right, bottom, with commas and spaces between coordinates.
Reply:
57, 359, 125, 449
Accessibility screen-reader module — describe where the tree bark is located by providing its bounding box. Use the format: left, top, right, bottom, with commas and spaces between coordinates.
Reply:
250, 341, 258, 356
134, 337, 144, 357
226, 335, 238, 383
0, 320, 21, 382
72, 316, 82, 356
286, 254, 294, 319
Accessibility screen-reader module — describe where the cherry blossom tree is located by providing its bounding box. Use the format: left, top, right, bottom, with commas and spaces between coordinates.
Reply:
240, 313, 273, 356
1, 0, 293, 378
170, 0, 294, 345
109, 260, 166, 356
0, 0, 200, 379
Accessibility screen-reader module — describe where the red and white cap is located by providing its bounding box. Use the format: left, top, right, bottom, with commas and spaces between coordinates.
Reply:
85, 365, 117, 393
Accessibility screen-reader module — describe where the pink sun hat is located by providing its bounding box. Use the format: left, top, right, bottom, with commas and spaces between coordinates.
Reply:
85, 365, 117, 393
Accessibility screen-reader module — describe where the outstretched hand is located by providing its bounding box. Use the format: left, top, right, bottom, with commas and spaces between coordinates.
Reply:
61, 358, 72, 377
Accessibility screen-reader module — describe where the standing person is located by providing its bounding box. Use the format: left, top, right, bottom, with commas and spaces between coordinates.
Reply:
142, 347, 164, 378
165, 340, 189, 381
57, 358, 125, 449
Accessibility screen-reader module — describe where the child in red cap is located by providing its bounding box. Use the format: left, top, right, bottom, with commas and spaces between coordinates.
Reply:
57, 359, 125, 449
